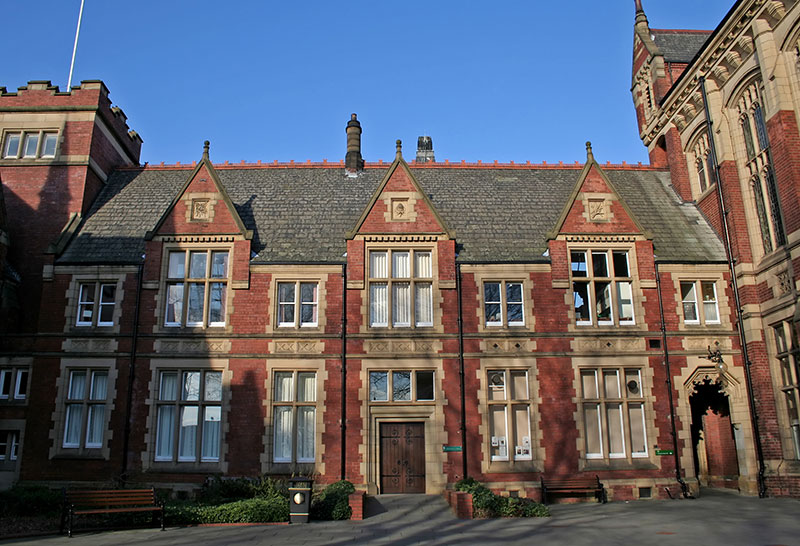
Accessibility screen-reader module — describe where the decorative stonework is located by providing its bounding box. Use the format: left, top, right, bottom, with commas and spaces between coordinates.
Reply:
391, 199, 409, 221
271, 340, 323, 354
364, 339, 442, 355
683, 337, 731, 352
183, 192, 218, 223
381, 192, 418, 223
191, 199, 210, 221
776, 270, 792, 296
572, 337, 644, 352
62, 338, 119, 353
154, 339, 231, 354
587, 199, 607, 222
480, 339, 532, 353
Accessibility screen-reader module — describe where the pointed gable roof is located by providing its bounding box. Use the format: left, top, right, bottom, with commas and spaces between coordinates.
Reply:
146, 141, 252, 240
347, 140, 454, 239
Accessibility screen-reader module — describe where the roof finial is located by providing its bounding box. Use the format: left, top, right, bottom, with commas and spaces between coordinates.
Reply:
396, 139, 403, 159
203, 140, 210, 160
585, 141, 594, 162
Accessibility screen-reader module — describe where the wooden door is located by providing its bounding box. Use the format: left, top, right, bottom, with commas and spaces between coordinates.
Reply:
380, 422, 425, 493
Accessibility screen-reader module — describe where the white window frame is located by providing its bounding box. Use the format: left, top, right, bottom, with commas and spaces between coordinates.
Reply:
277, 281, 319, 328
368, 249, 434, 329
163, 248, 230, 328
483, 281, 525, 327
368, 370, 436, 403
75, 282, 117, 327
570, 249, 635, 327
680, 280, 720, 325
2, 130, 58, 159
487, 369, 533, 462
0, 430, 19, 461
272, 371, 317, 464
774, 321, 800, 459
62, 369, 110, 449
0, 368, 28, 401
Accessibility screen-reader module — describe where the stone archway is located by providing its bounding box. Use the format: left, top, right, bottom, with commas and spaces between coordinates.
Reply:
689, 378, 739, 489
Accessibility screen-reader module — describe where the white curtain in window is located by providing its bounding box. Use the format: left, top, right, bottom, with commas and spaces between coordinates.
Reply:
702, 282, 718, 322
201, 406, 221, 460
168, 251, 186, 278
273, 406, 292, 461
370, 251, 388, 278
178, 406, 198, 460
165, 284, 184, 325
155, 406, 175, 459
68, 371, 86, 399
393, 282, 411, 326
607, 403, 625, 457
392, 251, 410, 278
90, 371, 107, 400
617, 281, 634, 322
86, 404, 105, 447
584, 403, 602, 457
63, 404, 83, 447
297, 406, 315, 462
160, 372, 178, 401
415, 283, 433, 326
370, 283, 388, 326
297, 372, 316, 402
274, 372, 293, 402
628, 403, 647, 456
415, 251, 432, 278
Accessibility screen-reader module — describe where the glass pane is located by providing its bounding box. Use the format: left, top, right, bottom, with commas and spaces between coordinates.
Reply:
416, 371, 434, 401
484, 282, 501, 324
165, 283, 184, 325
625, 369, 642, 397
681, 282, 698, 322
584, 403, 602, 457
392, 251, 410, 278
507, 283, 524, 325
415, 282, 433, 326
160, 372, 178, 401
490, 405, 508, 460
168, 251, 186, 278
86, 405, 105, 447
202, 406, 221, 460
617, 281, 634, 322
182, 371, 201, 401
205, 371, 222, 401
3, 133, 20, 157
607, 403, 625, 456
42, 133, 57, 156
0, 371, 9, 397
596, 281, 612, 322
278, 282, 295, 304
273, 406, 292, 461
297, 406, 315, 461
297, 372, 316, 402
211, 251, 228, 278
23, 133, 38, 157
155, 406, 175, 459
178, 406, 198, 460
702, 281, 718, 322
79, 283, 96, 304
90, 371, 108, 400
629, 403, 647, 456
370, 283, 388, 326
571, 251, 587, 277
612, 251, 629, 277
63, 404, 83, 447
369, 371, 388, 401
775, 325, 788, 354
592, 251, 608, 277
189, 251, 207, 278
415, 251, 432, 278
68, 371, 86, 399
300, 283, 317, 303
392, 282, 411, 326
208, 282, 226, 325
392, 371, 411, 401
513, 405, 532, 460
511, 371, 528, 400
99, 285, 116, 323
604, 370, 620, 398
573, 282, 590, 322
581, 370, 598, 398
187, 283, 205, 324
370, 251, 388, 278
506, 282, 522, 303
15, 371, 28, 398
298, 284, 317, 325
274, 372, 293, 402
742, 116, 756, 159
488, 371, 506, 401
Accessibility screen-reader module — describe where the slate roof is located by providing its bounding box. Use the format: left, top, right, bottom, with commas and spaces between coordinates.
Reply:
651, 29, 712, 63
57, 163, 726, 265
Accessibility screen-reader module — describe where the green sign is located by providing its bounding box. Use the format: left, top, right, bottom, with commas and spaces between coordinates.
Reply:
443, 445, 462, 452
655, 449, 674, 456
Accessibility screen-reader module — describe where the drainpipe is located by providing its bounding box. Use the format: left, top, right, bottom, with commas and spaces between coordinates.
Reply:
121, 260, 144, 483
340, 264, 347, 481
700, 76, 767, 498
655, 261, 691, 498
456, 263, 468, 479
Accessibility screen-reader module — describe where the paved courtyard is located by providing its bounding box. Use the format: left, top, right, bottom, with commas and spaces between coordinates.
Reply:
3, 488, 799, 545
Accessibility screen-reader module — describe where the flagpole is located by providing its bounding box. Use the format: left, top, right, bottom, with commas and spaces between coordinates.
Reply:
67, 0, 85, 90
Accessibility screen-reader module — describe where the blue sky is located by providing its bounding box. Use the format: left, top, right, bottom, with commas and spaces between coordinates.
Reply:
4, 1, 733, 165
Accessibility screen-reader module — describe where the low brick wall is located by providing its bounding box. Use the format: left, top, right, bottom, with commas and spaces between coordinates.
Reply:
349, 490, 366, 520
443, 490, 473, 519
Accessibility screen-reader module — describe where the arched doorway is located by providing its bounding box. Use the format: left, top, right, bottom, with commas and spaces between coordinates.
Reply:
689, 378, 740, 490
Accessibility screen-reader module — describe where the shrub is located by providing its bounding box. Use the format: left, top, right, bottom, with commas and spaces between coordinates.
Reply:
0, 486, 62, 517
310, 480, 355, 520
166, 497, 289, 524
453, 478, 549, 518
198, 476, 287, 504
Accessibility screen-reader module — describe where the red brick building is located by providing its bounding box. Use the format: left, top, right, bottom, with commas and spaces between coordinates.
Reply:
0, 1, 798, 500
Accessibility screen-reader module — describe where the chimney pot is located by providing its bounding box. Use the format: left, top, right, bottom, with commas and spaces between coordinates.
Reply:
345, 113, 364, 172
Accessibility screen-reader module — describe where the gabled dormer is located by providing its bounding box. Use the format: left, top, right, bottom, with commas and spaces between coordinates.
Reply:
347, 141, 455, 332
144, 142, 252, 330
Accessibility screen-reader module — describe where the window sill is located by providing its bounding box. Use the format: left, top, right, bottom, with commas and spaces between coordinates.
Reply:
486, 460, 543, 474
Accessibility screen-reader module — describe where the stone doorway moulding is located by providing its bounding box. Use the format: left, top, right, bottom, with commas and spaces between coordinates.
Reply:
677, 360, 756, 495
379, 422, 426, 493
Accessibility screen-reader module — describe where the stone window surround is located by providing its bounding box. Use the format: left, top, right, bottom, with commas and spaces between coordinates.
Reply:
261, 358, 327, 475
49, 358, 118, 460
476, 357, 543, 474
63, 270, 127, 334
666, 265, 731, 332
155, 242, 235, 333
768, 316, 800, 462
572, 356, 659, 471
466, 264, 543, 334
0, 419, 24, 475
0, 126, 61, 161
0, 362, 29, 405
142, 358, 231, 473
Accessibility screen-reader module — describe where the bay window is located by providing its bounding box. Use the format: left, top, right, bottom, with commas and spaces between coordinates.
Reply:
272, 371, 316, 463
774, 322, 800, 459
164, 249, 229, 327
369, 249, 433, 328
571, 249, 634, 326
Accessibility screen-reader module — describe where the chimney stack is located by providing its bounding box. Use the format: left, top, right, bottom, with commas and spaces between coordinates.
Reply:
345, 113, 364, 172
416, 136, 435, 163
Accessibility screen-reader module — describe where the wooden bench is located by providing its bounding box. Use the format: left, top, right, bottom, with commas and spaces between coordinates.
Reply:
60, 488, 165, 537
540, 476, 606, 504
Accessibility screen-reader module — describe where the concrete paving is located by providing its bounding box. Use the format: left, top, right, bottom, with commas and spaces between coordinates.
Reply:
3, 488, 799, 545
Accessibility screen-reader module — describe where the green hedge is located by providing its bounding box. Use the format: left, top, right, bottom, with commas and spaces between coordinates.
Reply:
310, 480, 354, 520
199, 476, 288, 504
0, 486, 62, 518
454, 478, 549, 518
166, 497, 289, 524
